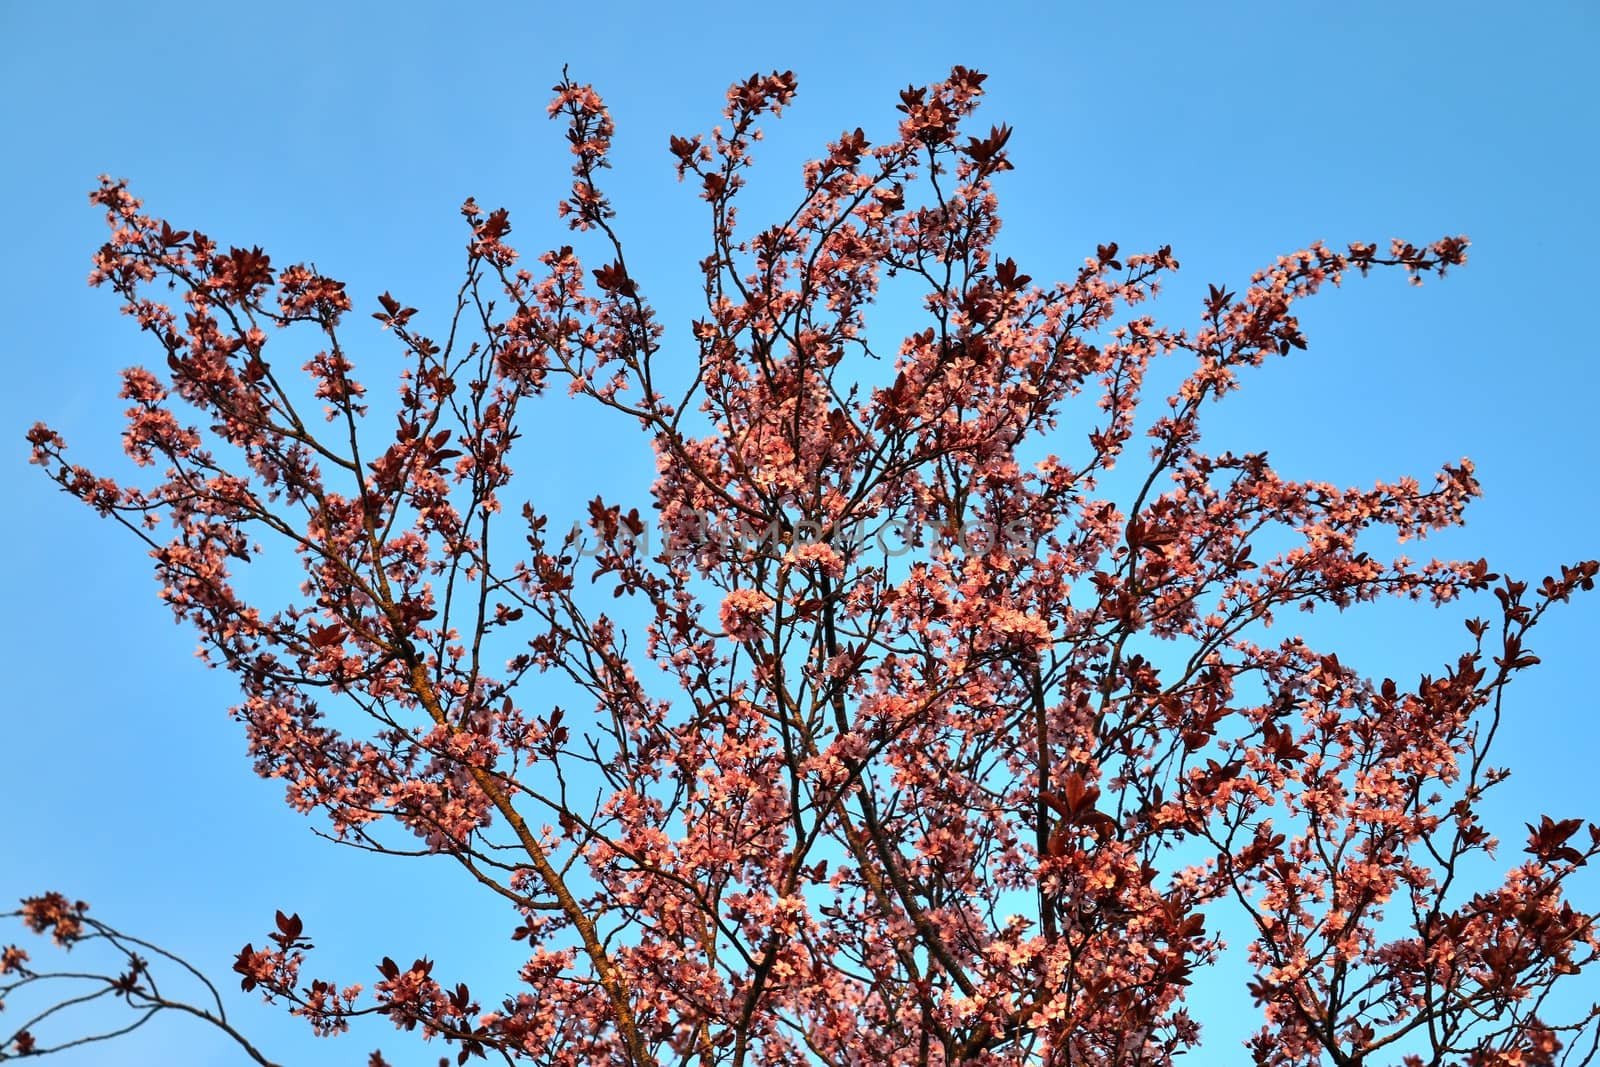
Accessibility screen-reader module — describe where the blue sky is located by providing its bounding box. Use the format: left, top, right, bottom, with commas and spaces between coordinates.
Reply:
1, 2, 1595, 1063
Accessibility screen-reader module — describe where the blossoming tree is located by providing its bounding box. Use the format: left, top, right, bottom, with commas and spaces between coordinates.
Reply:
7, 67, 1598, 1067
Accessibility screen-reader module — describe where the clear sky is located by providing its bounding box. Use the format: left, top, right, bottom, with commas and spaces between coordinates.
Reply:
1, 2, 1596, 1064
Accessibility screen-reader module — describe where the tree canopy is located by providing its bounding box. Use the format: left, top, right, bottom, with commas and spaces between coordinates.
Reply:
7, 64, 1598, 1067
